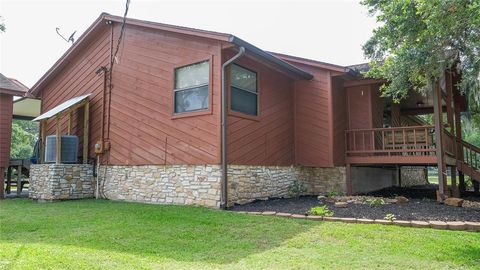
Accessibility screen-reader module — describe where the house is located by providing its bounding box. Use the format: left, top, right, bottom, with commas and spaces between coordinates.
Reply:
26, 13, 479, 207
0, 74, 41, 199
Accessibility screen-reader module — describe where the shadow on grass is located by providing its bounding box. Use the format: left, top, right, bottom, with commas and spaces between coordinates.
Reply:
1, 199, 479, 268
0, 199, 316, 265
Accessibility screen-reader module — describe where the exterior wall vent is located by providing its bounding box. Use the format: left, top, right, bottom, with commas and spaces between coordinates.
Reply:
45, 135, 79, 163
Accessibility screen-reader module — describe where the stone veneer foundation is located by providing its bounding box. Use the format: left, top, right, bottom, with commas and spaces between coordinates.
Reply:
228, 165, 346, 205
97, 165, 346, 207
28, 163, 346, 207
98, 165, 222, 208
29, 164, 94, 201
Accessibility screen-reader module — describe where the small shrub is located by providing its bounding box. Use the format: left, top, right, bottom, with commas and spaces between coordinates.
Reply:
384, 213, 396, 222
366, 198, 385, 206
288, 180, 307, 198
327, 191, 339, 197
308, 205, 334, 217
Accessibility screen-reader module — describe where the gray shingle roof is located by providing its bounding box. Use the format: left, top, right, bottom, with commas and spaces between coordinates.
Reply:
0, 73, 28, 94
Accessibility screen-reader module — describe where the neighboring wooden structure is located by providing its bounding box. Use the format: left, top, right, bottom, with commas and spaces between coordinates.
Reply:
5, 159, 30, 196
0, 73, 31, 199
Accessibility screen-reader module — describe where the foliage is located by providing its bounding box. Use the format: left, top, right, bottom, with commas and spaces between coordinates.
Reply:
288, 180, 307, 198
463, 113, 480, 147
327, 191, 339, 197
10, 119, 38, 159
307, 205, 334, 217
362, 0, 480, 108
365, 197, 386, 206
384, 213, 397, 222
0, 15, 5, 33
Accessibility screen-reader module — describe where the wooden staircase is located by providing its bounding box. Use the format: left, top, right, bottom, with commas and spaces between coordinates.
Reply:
456, 139, 480, 184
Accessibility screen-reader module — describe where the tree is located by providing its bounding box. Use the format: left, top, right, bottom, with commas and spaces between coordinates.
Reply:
10, 120, 38, 159
0, 16, 5, 33
362, 0, 480, 109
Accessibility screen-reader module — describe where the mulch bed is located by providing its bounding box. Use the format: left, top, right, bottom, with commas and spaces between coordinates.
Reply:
230, 195, 480, 222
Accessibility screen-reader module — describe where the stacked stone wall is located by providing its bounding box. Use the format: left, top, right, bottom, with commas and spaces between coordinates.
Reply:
29, 164, 94, 200
98, 165, 346, 207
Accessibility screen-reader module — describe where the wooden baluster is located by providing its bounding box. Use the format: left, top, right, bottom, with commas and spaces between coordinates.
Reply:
353, 132, 356, 151
413, 129, 417, 149
425, 128, 428, 156
382, 130, 385, 150
345, 131, 348, 152
392, 130, 395, 155
371, 130, 375, 151
362, 132, 365, 151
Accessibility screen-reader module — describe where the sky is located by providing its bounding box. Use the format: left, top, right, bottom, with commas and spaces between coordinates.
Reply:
0, 0, 378, 88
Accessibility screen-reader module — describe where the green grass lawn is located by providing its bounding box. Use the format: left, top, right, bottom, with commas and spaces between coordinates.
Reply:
0, 199, 479, 269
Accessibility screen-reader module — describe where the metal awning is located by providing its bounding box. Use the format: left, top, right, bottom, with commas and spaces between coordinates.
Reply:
33, 94, 91, 121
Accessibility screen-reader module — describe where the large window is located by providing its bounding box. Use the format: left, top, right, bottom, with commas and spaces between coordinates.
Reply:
230, 64, 258, 116
174, 61, 209, 114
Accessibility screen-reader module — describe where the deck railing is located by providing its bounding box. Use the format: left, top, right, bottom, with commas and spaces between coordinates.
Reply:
443, 130, 457, 157
345, 125, 437, 157
458, 138, 480, 170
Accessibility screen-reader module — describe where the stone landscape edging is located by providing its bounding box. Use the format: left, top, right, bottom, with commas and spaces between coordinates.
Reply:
236, 211, 480, 232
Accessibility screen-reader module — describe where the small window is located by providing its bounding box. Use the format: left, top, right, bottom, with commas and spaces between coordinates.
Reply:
174, 61, 209, 114
230, 64, 258, 116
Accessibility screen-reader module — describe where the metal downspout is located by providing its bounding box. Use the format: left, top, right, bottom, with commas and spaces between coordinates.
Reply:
221, 46, 245, 209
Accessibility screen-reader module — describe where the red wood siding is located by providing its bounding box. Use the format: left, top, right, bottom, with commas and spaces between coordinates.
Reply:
292, 64, 333, 167
39, 22, 224, 165
107, 24, 223, 165
41, 25, 111, 161
0, 94, 13, 167
347, 85, 372, 129
226, 53, 296, 165
371, 85, 384, 129
331, 77, 347, 166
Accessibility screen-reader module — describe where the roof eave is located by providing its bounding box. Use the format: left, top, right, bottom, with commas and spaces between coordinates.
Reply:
0, 88, 27, 96
28, 13, 110, 97
230, 36, 314, 80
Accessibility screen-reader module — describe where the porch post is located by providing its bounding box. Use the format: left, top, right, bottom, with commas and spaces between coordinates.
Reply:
39, 120, 47, 164
453, 83, 466, 194
450, 166, 459, 197
432, 78, 447, 200
55, 116, 62, 164
83, 101, 90, 164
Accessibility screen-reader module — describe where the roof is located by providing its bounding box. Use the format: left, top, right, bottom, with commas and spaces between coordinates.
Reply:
347, 63, 371, 74
13, 97, 41, 120
29, 13, 315, 96
33, 94, 91, 121
270, 52, 348, 73
0, 73, 29, 96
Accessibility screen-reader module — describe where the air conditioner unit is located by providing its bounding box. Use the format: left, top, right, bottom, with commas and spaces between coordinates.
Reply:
45, 135, 79, 163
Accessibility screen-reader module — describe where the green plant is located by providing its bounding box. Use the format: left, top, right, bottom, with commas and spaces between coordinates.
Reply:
366, 198, 385, 206
288, 180, 307, 198
384, 213, 396, 222
307, 205, 334, 217
327, 191, 339, 197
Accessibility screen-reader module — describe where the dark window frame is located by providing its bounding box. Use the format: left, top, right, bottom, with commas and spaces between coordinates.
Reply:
172, 59, 211, 117
229, 64, 259, 117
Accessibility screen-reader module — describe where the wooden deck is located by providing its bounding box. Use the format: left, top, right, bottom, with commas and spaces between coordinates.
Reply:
345, 125, 438, 165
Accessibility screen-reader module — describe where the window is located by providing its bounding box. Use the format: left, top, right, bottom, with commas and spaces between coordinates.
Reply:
174, 61, 209, 114
230, 64, 258, 116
